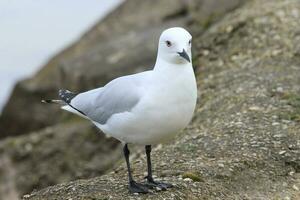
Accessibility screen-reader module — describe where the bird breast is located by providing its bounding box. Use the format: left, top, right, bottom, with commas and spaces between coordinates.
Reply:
136, 67, 197, 135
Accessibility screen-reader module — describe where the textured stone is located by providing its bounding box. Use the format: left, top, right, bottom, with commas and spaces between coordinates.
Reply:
22, 0, 300, 199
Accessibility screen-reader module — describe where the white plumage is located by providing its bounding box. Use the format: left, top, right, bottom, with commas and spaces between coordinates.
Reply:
60, 27, 197, 145
44, 27, 198, 193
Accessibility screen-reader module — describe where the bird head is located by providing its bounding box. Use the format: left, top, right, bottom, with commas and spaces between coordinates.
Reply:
157, 27, 192, 64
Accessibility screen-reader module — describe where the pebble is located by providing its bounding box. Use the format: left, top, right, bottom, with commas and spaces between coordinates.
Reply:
202, 49, 210, 56
183, 178, 193, 182
288, 171, 295, 176
282, 125, 288, 130
274, 134, 284, 138
272, 49, 281, 56
25, 143, 33, 152
218, 163, 225, 168
276, 87, 283, 92
279, 150, 286, 155
249, 106, 262, 111
291, 9, 299, 18
292, 185, 299, 191
282, 182, 288, 187
226, 25, 233, 33
231, 55, 239, 61
23, 194, 31, 198
273, 35, 281, 40
272, 122, 280, 126
235, 122, 243, 126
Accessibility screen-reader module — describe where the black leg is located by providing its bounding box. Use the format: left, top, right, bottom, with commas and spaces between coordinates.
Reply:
123, 144, 148, 194
145, 145, 154, 182
145, 145, 173, 190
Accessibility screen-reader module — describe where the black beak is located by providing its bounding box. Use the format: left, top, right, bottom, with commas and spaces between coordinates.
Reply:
177, 49, 190, 63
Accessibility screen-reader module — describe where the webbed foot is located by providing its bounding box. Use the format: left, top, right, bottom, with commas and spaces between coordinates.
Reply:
129, 180, 149, 194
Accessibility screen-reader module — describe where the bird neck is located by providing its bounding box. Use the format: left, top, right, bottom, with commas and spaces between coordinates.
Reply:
153, 58, 193, 73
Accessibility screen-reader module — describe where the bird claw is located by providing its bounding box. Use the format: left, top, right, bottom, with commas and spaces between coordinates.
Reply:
129, 181, 149, 194
144, 179, 173, 191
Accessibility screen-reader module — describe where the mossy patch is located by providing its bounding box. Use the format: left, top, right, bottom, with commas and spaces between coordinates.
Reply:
279, 93, 300, 122
284, 93, 300, 108
182, 171, 204, 182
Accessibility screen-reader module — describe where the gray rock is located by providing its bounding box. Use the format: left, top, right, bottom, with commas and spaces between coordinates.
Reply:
0, 120, 121, 199
0, 0, 253, 199
22, 0, 300, 199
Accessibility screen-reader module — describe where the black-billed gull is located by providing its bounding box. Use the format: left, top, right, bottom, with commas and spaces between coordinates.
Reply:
43, 27, 197, 193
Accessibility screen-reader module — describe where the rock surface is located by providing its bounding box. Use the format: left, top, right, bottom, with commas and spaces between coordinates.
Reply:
0, 0, 246, 199
23, 0, 300, 199
0, 120, 121, 199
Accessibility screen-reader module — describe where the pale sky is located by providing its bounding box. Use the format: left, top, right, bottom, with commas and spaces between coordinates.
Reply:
0, 0, 123, 111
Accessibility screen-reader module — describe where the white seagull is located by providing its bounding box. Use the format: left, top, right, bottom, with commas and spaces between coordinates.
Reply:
43, 27, 197, 193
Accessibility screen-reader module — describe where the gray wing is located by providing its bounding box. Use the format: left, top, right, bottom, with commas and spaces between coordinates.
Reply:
70, 74, 145, 124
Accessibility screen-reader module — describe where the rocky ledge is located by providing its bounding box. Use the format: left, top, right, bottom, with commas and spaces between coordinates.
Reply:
22, 0, 300, 199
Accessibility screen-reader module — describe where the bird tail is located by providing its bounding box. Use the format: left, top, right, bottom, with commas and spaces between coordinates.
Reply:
41, 99, 66, 105
42, 89, 88, 119
42, 89, 77, 105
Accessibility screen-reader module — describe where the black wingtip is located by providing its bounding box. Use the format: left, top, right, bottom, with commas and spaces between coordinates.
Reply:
58, 89, 77, 104
41, 99, 52, 103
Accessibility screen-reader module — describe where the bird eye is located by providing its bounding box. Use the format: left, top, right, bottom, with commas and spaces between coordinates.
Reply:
166, 40, 172, 47
189, 39, 192, 45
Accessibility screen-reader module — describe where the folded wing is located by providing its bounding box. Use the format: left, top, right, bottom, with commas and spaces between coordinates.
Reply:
70, 75, 143, 125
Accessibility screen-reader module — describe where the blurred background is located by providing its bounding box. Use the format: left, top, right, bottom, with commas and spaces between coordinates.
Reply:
2, 0, 283, 199
0, 0, 122, 111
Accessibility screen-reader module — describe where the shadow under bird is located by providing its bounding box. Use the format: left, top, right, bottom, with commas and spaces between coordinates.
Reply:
42, 27, 197, 194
